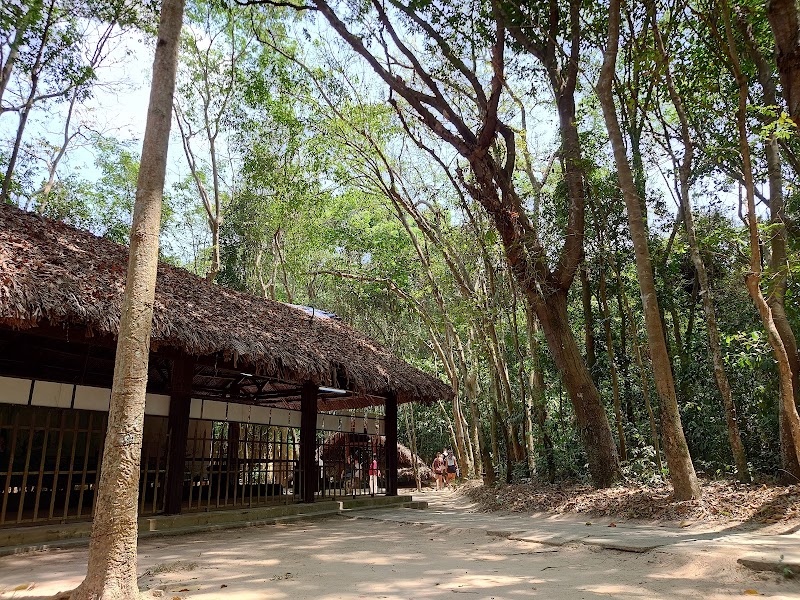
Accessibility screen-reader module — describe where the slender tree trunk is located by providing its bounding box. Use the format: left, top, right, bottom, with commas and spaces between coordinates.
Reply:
510, 286, 537, 477
482, 315, 524, 462
72, 2, 184, 598
208, 219, 221, 282
597, 0, 700, 500
598, 270, 627, 461
679, 278, 699, 403
767, 133, 800, 476
524, 305, 555, 481
0, 37, 21, 105
465, 366, 485, 480
650, 13, 749, 481
36, 90, 79, 212
611, 251, 663, 471
0, 2, 47, 107
518, 358, 537, 479
488, 375, 500, 475
617, 290, 636, 425
1, 106, 33, 203
452, 392, 470, 479
741, 18, 800, 481
466, 331, 491, 483
682, 205, 749, 481
404, 405, 421, 491
0, 0, 56, 204
723, 0, 800, 469
581, 262, 597, 371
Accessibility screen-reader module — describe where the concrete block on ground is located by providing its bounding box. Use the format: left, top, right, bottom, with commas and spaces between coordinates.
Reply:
738, 552, 800, 575
505, 530, 587, 547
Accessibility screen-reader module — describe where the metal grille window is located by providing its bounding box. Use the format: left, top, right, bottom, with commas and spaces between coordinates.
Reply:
0, 405, 167, 527
184, 420, 303, 511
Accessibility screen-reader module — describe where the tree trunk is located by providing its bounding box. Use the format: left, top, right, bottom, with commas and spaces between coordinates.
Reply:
404, 405, 421, 492
534, 290, 620, 486
767, 0, 800, 125
650, 14, 749, 481
598, 270, 627, 461
597, 0, 700, 500
524, 305, 555, 481
0, 0, 57, 204
1, 107, 33, 203
581, 262, 597, 371
465, 365, 487, 481
722, 0, 800, 471
72, 2, 184, 598
510, 286, 537, 477
482, 316, 524, 463
623, 279, 663, 472
682, 203, 749, 481
741, 18, 800, 480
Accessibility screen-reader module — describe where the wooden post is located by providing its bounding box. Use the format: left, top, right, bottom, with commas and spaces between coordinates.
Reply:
385, 393, 398, 496
165, 356, 194, 515
300, 381, 318, 504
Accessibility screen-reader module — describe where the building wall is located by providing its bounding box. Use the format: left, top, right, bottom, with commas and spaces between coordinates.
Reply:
0, 376, 385, 527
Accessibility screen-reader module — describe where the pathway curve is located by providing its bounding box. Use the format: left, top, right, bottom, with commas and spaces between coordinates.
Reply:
352, 489, 800, 574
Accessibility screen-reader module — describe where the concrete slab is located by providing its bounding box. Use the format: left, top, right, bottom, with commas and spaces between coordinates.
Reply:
738, 552, 800, 575
504, 529, 589, 547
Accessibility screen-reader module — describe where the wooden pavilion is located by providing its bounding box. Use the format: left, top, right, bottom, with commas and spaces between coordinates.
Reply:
0, 204, 450, 527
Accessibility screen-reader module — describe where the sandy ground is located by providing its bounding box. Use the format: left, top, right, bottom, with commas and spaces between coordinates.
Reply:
1, 515, 799, 600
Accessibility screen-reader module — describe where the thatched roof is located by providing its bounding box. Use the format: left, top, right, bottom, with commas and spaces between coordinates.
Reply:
0, 204, 451, 407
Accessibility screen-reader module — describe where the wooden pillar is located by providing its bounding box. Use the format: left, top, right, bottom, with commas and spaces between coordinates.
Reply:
165, 355, 194, 515
385, 393, 398, 496
300, 381, 318, 504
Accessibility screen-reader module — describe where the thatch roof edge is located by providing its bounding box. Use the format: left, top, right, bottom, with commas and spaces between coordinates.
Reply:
0, 204, 452, 405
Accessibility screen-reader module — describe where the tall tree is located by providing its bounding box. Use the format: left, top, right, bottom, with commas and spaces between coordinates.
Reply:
597, 0, 701, 499
72, 0, 184, 597
174, 0, 252, 281
294, 0, 620, 487
649, 3, 749, 482
721, 0, 800, 473
738, 7, 800, 480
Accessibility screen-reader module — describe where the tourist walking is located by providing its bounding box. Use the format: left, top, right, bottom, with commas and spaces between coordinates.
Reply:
444, 449, 457, 487
432, 452, 445, 490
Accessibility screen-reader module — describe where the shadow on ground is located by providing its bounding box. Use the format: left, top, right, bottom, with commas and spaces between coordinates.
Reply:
1, 513, 799, 599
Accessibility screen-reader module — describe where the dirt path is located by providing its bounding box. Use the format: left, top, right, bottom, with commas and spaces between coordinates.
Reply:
0, 512, 798, 599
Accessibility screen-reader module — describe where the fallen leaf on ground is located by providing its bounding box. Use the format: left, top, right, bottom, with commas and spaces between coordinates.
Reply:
460, 479, 800, 525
